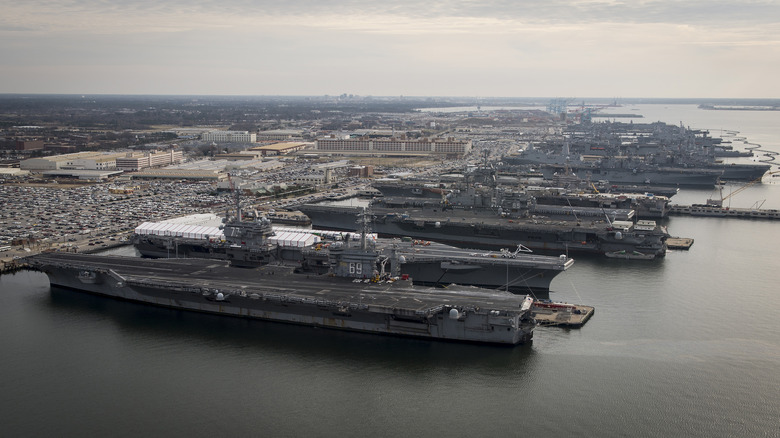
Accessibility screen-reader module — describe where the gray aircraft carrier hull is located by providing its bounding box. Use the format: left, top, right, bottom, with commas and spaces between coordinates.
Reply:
27, 254, 536, 346
389, 241, 572, 292
296, 204, 667, 257
133, 236, 573, 293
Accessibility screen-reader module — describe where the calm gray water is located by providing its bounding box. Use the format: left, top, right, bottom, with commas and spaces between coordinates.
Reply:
2, 104, 780, 437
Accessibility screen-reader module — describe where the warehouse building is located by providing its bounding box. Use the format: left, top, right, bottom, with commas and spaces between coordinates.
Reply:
314, 137, 471, 158
21, 152, 127, 171
129, 169, 226, 181
250, 142, 310, 156
201, 131, 256, 143
116, 150, 184, 171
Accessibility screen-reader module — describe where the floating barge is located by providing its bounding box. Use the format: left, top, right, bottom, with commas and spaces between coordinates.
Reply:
531, 300, 595, 327
666, 237, 695, 250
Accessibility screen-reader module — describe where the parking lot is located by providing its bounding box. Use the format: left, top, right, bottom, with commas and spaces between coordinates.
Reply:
0, 181, 235, 258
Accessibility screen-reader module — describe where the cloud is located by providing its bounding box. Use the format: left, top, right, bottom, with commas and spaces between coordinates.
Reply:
4, 0, 780, 32
0, 0, 778, 96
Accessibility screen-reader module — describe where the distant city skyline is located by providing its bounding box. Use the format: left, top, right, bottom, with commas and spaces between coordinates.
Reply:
2, 0, 778, 98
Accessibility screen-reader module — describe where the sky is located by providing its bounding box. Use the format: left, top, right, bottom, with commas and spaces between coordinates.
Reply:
1, 0, 779, 98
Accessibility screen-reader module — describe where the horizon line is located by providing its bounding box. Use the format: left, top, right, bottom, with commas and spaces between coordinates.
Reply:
1, 93, 779, 101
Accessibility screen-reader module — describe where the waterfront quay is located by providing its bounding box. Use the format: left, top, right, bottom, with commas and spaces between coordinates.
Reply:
666, 237, 694, 250
531, 302, 595, 327
669, 204, 780, 220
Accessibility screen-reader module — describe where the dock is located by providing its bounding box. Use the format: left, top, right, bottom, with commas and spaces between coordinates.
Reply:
670, 204, 780, 220
531, 302, 595, 327
1, 259, 27, 275
667, 237, 694, 250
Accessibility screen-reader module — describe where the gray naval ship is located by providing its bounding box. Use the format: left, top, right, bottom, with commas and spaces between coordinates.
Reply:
133, 209, 574, 294
27, 229, 538, 345
372, 179, 681, 200
504, 120, 771, 185
372, 179, 673, 218
296, 182, 669, 259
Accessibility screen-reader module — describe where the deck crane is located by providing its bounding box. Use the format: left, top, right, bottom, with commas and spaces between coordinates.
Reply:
707, 171, 780, 207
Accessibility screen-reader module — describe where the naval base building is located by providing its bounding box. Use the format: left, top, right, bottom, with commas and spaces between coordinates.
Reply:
314, 137, 472, 158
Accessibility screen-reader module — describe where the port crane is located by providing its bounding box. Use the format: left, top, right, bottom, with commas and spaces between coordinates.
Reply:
707, 171, 780, 207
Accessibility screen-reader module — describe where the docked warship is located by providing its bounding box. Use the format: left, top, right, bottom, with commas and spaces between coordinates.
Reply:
373, 179, 681, 200
298, 194, 666, 261
297, 167, 668, 259
504, 120, 771, 185
133, 208, 574, 293
297, 202, 667, 258
505, 144, 724, 187
27, 228, 538, 345
372, 179, 673, 218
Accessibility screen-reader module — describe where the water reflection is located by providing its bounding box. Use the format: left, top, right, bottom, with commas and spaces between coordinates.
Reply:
46, 285, 538, 374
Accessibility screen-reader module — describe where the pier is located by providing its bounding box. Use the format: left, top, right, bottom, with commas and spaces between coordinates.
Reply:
531, 302, 595, 327
1, 259, 28, 275
667, 237, 694, 250
669, 204, 780, 220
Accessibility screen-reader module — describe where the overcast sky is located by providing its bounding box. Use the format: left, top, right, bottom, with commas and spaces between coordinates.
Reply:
1, 0, 778, 98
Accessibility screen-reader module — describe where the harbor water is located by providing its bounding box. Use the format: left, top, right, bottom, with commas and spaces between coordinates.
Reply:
2, 104, 780, 437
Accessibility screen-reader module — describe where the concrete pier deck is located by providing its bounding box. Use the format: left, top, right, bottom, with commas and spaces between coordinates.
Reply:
670, 204, 780, 220
667, 237, 695, 250
531, 303, 595, 327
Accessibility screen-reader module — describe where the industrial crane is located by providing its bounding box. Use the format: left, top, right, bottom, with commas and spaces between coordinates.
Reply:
707, 171, 780, 207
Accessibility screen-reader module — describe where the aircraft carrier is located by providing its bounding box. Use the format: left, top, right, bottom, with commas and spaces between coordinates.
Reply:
534, 162, 724, 187
26, 248, 537, 345
372, 179, 673, 218
296, 199, 668, 258
133, 213, 574, 293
